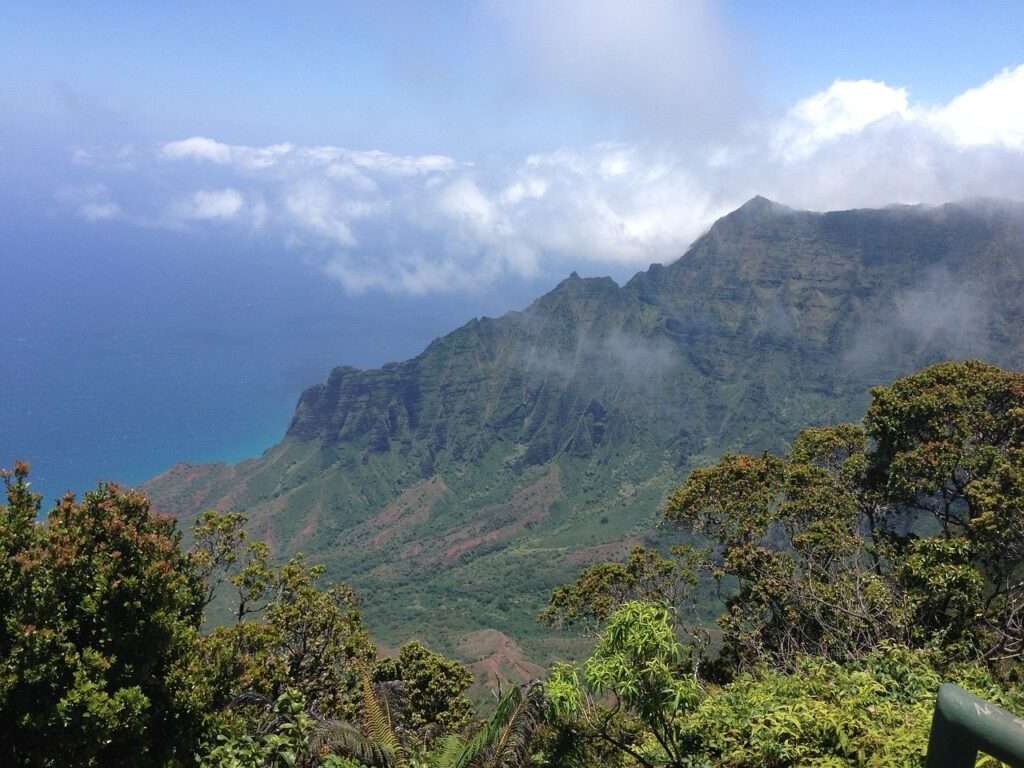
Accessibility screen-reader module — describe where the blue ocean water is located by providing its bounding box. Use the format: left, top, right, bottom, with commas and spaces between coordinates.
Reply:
0, 215, 544, 508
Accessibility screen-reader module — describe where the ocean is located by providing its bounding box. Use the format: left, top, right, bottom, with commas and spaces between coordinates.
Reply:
0, 215, 543, 508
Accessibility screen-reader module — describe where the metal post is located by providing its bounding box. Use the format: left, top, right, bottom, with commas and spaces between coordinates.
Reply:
925, 684, 1024, 768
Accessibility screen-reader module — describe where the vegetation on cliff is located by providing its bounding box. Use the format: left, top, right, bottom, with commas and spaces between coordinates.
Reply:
142, 199, 1024, 667
3, 360, 1023, 765
540, 360, 1024, 766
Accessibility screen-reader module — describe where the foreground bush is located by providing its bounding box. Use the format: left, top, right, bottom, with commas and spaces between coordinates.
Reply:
546, 602, 1023, 767
0, 464, 206, 766
682, 644, 1022, 767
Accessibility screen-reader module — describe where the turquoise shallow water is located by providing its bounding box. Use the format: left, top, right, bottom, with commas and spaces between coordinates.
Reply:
1, 218, 546, 509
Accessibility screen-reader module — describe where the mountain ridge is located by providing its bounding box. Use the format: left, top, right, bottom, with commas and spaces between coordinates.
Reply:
143, 195, 1024, 670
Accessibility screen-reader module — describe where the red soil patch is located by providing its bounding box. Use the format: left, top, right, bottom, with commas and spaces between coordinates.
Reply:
365, 476, 447, 548
144, 444, 292, 523
401, 541, 426, 559
297, 505, 319, 541
440, 466, 562, 563
564, 535, 646, 566
157, 463, 222, 485
142, 462, 231, 520
459, 629, 545, 693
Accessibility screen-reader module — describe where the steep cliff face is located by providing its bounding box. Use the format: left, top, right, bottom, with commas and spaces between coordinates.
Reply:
144, 197, 1024, 663
285, 270, 654, 469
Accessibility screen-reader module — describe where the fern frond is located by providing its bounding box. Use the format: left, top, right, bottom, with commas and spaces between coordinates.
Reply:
360, 665, 409, 767
489, 685, 544, 768
457, 686, 523, 768
442, 684, 545, 768
428, 734, 468, 768
310, 719, 398, 768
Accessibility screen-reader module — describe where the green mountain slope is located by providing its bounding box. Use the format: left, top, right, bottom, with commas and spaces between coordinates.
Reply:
143, 196, 1024, 668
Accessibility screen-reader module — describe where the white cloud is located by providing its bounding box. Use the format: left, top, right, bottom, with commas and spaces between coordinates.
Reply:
774, 80, 911, 161
78, 201, 122, 221
173, 188, 245, 220
69, 64, 1024, 295
55, 183, 123, 221
929, 64, 1024, 149
501, 178, 546, 206
160, 137, 458, 177
162, 137, 233, 164
161, 137, 297, 170
438, 178, 499, 239
345, 150, 457, 176
284, 181, 358, 246
485, 0, 742, 141
704, 65, 1024, 212
71, 144, 138, 171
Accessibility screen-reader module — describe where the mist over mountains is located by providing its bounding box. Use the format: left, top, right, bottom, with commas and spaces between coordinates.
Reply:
144, 196, 1024, 668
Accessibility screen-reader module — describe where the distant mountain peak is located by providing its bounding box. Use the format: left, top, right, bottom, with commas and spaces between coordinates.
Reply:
698, 196, 799, 245
735, 195, 793, 217
542, 271, 620, 301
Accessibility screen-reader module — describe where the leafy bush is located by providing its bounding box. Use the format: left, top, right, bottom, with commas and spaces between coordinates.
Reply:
0, 464, 206, 766
682, 643, 1024, 767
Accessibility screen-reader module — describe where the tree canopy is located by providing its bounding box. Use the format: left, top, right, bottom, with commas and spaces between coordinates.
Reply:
540, 361, 1024, 766
3, 360, 1023, 766
0, 465, 206, 766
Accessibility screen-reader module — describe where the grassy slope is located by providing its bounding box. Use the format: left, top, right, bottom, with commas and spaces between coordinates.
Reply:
143, 197, 1024, 673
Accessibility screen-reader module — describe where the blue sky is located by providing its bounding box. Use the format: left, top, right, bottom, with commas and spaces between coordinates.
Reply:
6, 1, 1024, 294
728, 2, 1024, 106
2, 1, 1024, 499
4, 1, 1023, 155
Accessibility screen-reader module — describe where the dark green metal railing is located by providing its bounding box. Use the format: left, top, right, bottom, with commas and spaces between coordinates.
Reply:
926, 684, 1024, 767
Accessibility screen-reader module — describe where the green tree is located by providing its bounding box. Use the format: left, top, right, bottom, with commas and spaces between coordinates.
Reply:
373, 641, 474, 749
665, 427, 900, 671
659, 361, 1024, 673
191, 512, 475, 768
0, 464, 206, 766
543, 602, 701, 768
539, 545, 704, 636
864, 360, 1024, 667
197, 553, 375, 725
541, 361, 1024, 766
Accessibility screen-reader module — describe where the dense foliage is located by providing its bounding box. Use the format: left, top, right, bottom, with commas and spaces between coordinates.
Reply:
0, 465, 206, 766
540, 361, 1024, 765
661, 361, 1024, 673
0, 467, 480, 767
2, 360, 1023, 765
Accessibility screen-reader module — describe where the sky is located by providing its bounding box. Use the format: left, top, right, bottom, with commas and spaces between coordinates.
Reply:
4, 1, 1024, 293
2, 0, 1024, 498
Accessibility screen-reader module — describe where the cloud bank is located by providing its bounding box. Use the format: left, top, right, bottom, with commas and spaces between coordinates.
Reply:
63, 65, 1024, 294
484, 0, 742, 142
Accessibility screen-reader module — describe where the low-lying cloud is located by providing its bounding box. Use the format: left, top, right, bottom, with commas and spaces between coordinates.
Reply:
62, 64, 1024, 295
519, 327, 680, 392
845, 266, 995, 369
